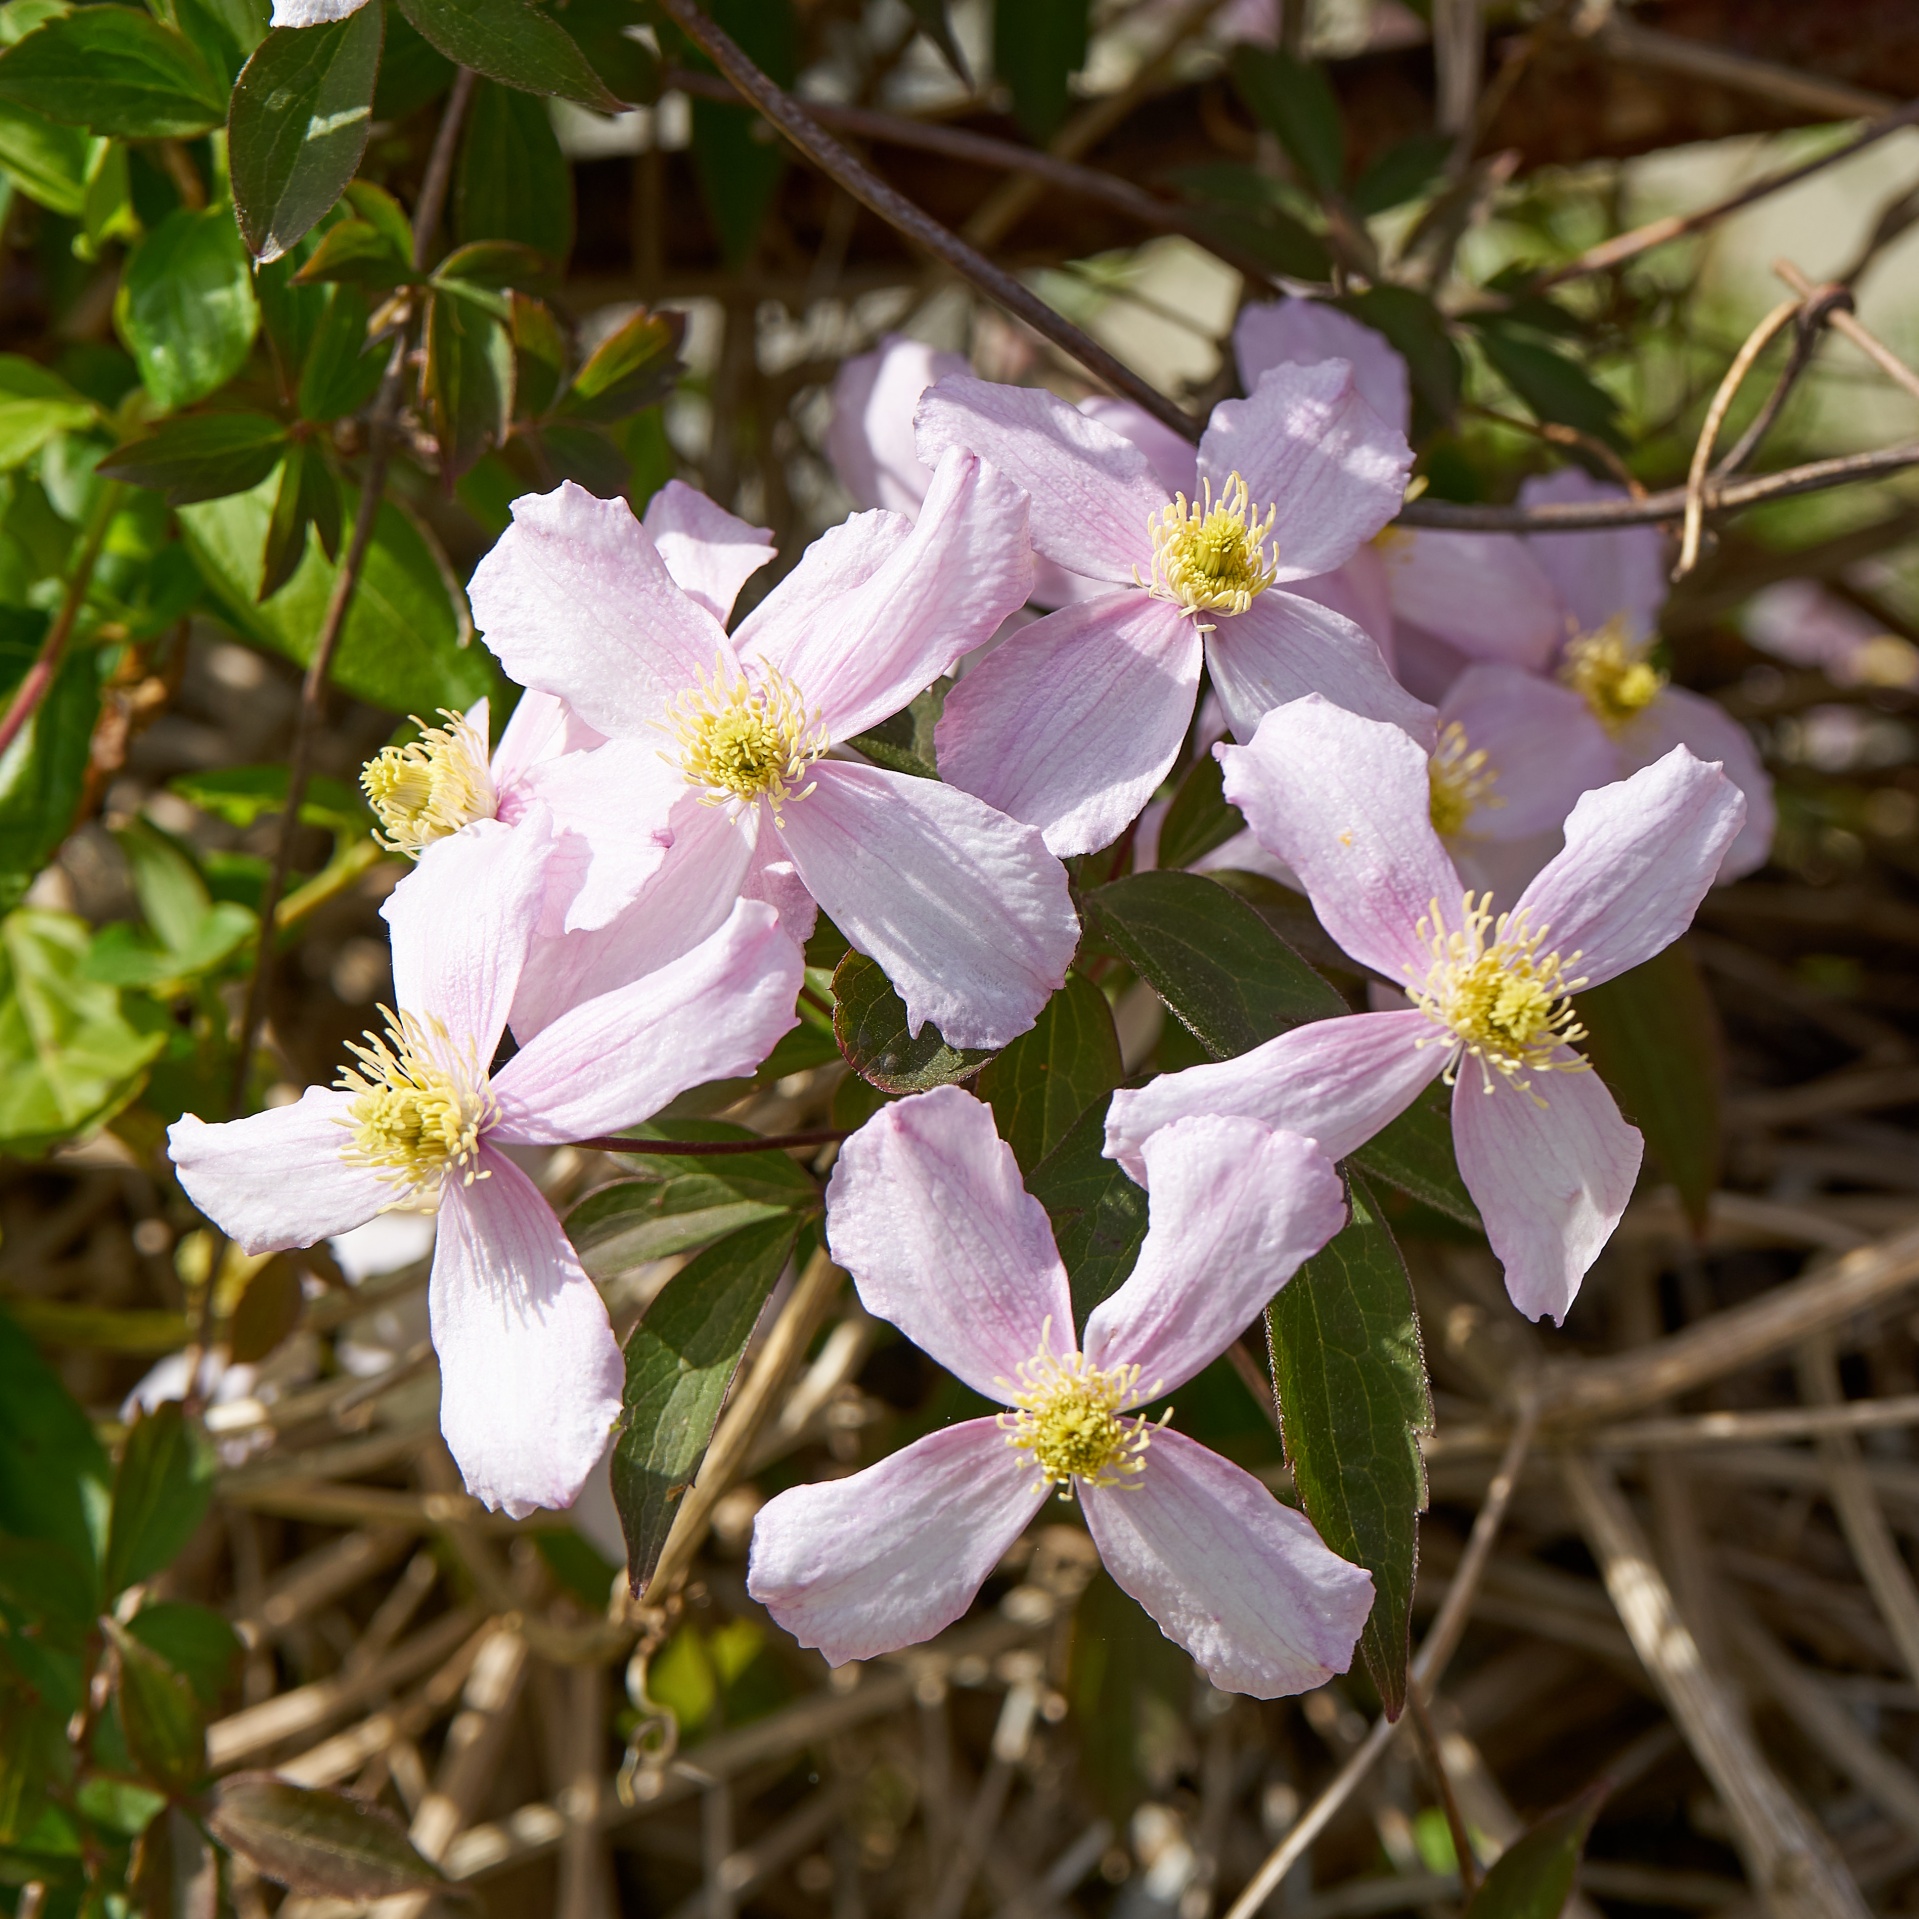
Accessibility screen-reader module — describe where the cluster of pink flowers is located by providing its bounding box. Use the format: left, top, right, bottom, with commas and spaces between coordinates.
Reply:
171, 304, 1761, 1693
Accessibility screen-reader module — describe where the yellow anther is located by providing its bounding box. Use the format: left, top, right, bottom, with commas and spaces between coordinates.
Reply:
667, 656, 827, 824
336, 1008, 494, 1203
998, 1320, 1163, 1500
1560, 617, 1667, 732
1142, 472, 1279, 627
1427, 722, 1503, 838
361, 709, 497, 858
1407, 894, 1590, 1099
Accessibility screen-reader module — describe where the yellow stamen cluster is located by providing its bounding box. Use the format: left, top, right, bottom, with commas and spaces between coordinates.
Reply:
998, 1321, 1162, 1499
335, 1008, 494, 1203
668, 657, 827, 824
1143, 472, 1279, 627
1407, 894, 1590, 1097
1427, 722, 1503, 838
361, 710, 497, 858
1560, 618, 1667, 732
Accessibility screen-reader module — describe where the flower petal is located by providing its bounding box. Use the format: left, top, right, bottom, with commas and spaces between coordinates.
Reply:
492, 900, 800, 1143
1219, 697, 1462, 982
825, 1084, 1070, 1397
1452, 1061, 1641, 1325
826, 335, 970, 514
1083, 1118, 1345, 1394
641, 479, 775, 625
168, 1090, 385, 1255
1439, 665, 1616, 841
521, 738, 683, 934
383, 811, 549, 1056
1207, 588, 1431, 743
1199, 362, 1412, 583
1379, 528, 1562, 669
748, 1422, 1045, 1665
468, 481, 730, 740
269, 0, 365, 22
742, 449, 1034, 743
1079, 396, 1201, 498
1513, 746, 1746, 987
1521, 470, 1668, 644
1102, 1010, 1444, 1181
935, 591, 1201, 857
1614, 688, 1775, 882
774, 762, 1078, 1050
1233, 297, 1411, 435
915, 374, 1166, 580
491, 688, 603, 800
431, 1149, 623, 1516
1289, 543, 1397, 673
1083, 1429, 1373, 1698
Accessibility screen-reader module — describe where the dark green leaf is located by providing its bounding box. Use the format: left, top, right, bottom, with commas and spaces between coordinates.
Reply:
901, 0, 968, 85
1156, 752, 1244, 873
1230, 46, 1344, 194
1083, 870, 1343, 1060
684, 0, 794, 266
1475, 323, 1623, 449
0, 619, 100, 912
373, 3, 454, 119
207, 1772, 452, 1897
454, 78, 574, 264
833, 950, 996, 1095
297, 285, 386, 423
104, 1402, 214, 1597
550, 0, 658, 104
847, 681, 945, 781
98, 412, 288, 506
158, 0, 269, 89
0, 1304, 110, 1573
0, 10, 223, 138
169, 765, 370, 834
1350, 133, 1451, 216
0, 1538, 94, 1648
978, 972, 1121, 1172
228, 8, 384, 264
1577, 940, 1719, 1233
0, 98, 91, 216
992, 0, 1086, 140
1068, 1570, 1195, 1818
1267, 1172, 1430, 1715
128, 1805, 219, 1919
126, 1602, 242, 1711
1026, 1093, 1148, 1324
424, 285, 513, 480
118, 208, 260, 412
1350, 1081, 1478, 1231
292, 215, 416, 291
261, 441, 313, 601
511, 292, 565, 416
1462, 1786, 1605, 1919
557, 305, 683, 424
0, 354, 95, 467
1189, 203, 1333, 282
611, 1215, 799, 1588
1338, 287, 1460, 426
394, 0, 619, 109
108, 1619, 206, 1793
226, 1253, 304, 1363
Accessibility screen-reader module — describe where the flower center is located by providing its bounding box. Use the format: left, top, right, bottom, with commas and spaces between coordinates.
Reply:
668, 657, 827, 824
1406, 894, 1590, 1095
361, 709, 497, 858
1560, 618, 1667, 732
335, 1008, 494, 1202
1143, 472, 1279, 626
1427, 722, 1503, 838
998, 1322, 1161, 1499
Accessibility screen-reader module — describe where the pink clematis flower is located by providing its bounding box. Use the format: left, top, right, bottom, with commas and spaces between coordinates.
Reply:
167, 814, 803, 1517
1104, 696, 1747, 1324
748, 1086, 1372, 1694
466, 455, 1079, 1050
918, 364, 1425, 857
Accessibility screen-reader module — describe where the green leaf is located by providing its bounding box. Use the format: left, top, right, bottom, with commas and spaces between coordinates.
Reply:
128, 1805, 219, 1919
1266, 1172, 1430, 1716
297, 285, 385, 422
977, 972, 1121, 1173
992, 0, 1086, 140
1350, 132, 1450, 216
0, 355, 94, 469
1338, 287, 1460, 427
833, 950, 995, 1095
117, 817, 211, 952
97, 412, 288, 506
292, 214, 416, 290
557, 305, 682, 425
108, 1619, 206, 1793
610, 1214, 799, 1588
117, 208, 260, 412
125, 1601, 242, 1711
1068, 1570, 1196, 1818
0, 616, 98, 909
423, 285, 513, 480
373, 3, 453, 120
1026, 1093, 1147, 1324
1083, 870, 1344, 1059
0, 10, 222, 138
549, 0, 657, 104
1350, 1083, 1479, 1231
228, 8, 384, 265
0, 1304, 109, 1572
156, 0, 269, 89
684, 0, 794, 267
0, 1537, 95, 1648
0, 100, 90, 215
179, 475, 500, 716
1474, 323, 1623, 449
901, 0, 968, 84
260, 438, 342, 600
207, 1773, 451, 1898
394, 0, 619, 109
454, 79, 573, 265
1230, 46, 1344, 194
1577, 940, 1719, 1233
0, 910, 164, 1153
169, 764, 370, 834
1462, 1787, 1605, 1919
1155, 752, 1244, 873
103, 1401, 214, 1597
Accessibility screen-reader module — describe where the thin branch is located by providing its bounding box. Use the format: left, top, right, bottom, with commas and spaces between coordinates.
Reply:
1585, 14, 1896, 123
1708, 285, 1846, 479
572, 1129, 846, 1159
653, 0, 1202, 445
1406, 1688, 1481, 1896
1776, 256, 1919, 406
